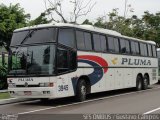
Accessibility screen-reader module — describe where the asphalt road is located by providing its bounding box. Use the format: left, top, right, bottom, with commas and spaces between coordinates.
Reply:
0, 84, 160, 119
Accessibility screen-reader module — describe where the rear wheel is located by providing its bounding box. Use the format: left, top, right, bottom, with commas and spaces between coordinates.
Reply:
142, 75, 149, 90
136, 75, 142, 91
76, 79, 87, 102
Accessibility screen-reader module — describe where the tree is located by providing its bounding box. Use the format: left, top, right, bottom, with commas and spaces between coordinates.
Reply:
0, 3, 30, 50
82, 19, 93, 25
94, 9, 160, 46
142, 11, 160, 46
29, 12, 52, 26
43, 0, 96, 23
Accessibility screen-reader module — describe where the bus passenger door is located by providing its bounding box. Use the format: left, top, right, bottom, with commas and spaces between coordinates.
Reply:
56, 47, 77, 98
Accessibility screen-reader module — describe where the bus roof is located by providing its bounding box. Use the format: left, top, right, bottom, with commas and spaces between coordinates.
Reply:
14, 23, 156, 45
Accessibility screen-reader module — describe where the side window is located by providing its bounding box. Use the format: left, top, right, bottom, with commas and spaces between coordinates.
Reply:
114, 38, 119, 53
148, 44, 152, 57
135, 42, 140, 55
100, 35, 107, 52
120, 39, 130, 54
140, 43, 144, 56
69, 51, 77, 70
140, 43, 148, 56
144, 44, 148, 56
152, 45, 157, 57
76, 31, 85, 50
57, 48, 68, 73
93, 34, 101, 51
131, 41, 136, 55
76, 31, 92, 50
108, 37, 115, 52
84, 32, 92, 50
58, 28, 75, 48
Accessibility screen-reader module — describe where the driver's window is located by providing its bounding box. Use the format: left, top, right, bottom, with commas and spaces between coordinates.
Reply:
57, 47, 77, 74
57, 48, 68, 73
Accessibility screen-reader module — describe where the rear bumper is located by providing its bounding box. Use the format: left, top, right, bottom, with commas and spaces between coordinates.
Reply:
8, 87, 56, 98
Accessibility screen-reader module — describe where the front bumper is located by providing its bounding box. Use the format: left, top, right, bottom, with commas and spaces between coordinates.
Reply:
8, 87, 56, 98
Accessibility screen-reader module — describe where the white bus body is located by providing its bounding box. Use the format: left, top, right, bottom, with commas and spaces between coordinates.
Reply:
8, 23, 158, 101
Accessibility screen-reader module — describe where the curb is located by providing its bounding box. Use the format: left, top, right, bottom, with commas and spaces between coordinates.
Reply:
0, 98, 31, 105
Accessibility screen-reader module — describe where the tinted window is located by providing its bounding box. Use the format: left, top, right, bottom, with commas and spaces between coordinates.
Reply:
114, 38, 119, 52
76, 31, 85, 50
11, 28, 56, 46
93, 34, 101, 51
152, 45, 157, 57
57, 48, 68, 73
69, 51, 77, 70
131, 41, 136, 55
84, 32, 92, 50
120, 39, 130, 54
100, 35, 107, 52
58, 28, 75, 48
108, 37, 115, 52
140, 43, 148, 56
76, 31, 92, 50
11, 31, 28, 46
135, 42, 140, 55
148, 44, 152, 57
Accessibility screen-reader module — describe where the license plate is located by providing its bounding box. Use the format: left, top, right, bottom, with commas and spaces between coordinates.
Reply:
24, 91, 32, 95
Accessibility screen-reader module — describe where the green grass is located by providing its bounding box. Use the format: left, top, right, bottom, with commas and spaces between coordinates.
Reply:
0, 93, 10, 99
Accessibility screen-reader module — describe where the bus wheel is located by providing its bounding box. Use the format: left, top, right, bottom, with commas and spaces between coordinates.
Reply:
136, 75, 142, 91
76, 79, 87, 102
142, 75, 149, 90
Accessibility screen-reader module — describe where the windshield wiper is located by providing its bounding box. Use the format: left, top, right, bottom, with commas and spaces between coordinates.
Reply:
20, 29, 37, 44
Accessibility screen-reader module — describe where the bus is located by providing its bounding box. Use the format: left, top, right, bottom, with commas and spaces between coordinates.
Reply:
0, 52, 8, 89
7, 23, 158, 101
157, 48, 160, 81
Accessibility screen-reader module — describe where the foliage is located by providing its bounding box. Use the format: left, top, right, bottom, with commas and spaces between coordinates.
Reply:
82, 19, 93, 25
91, 9, 160, 46
0, 65, 7, 90
0, 3, 30, 50
28, 12, 52, 26
43, 0, 96, 23
0, 93, 10, 99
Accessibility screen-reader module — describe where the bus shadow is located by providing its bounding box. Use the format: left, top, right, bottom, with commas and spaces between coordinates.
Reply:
21, 86, 154, 107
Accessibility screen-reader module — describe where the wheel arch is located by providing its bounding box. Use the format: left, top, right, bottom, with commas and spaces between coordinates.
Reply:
77, 75, 91, 94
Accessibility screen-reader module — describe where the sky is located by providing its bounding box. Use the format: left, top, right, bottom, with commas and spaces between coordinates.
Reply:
1, 0, 160, 23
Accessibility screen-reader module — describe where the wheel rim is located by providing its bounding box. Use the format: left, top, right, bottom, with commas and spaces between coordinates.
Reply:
138, 80, 141, 89
81, 85, 86, 96
144, 78, 148, 85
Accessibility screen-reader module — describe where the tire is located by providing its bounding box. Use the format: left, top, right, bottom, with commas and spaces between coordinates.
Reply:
142, 75, 149, 90
136, 75, 142, 91
76, 79, 87, 102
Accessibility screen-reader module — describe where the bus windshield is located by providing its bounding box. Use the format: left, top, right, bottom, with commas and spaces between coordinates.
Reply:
10, 28, 56, 46
9, 45, 56, 76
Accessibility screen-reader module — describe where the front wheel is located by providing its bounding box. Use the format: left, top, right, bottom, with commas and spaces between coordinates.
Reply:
76, 80, 87, 102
